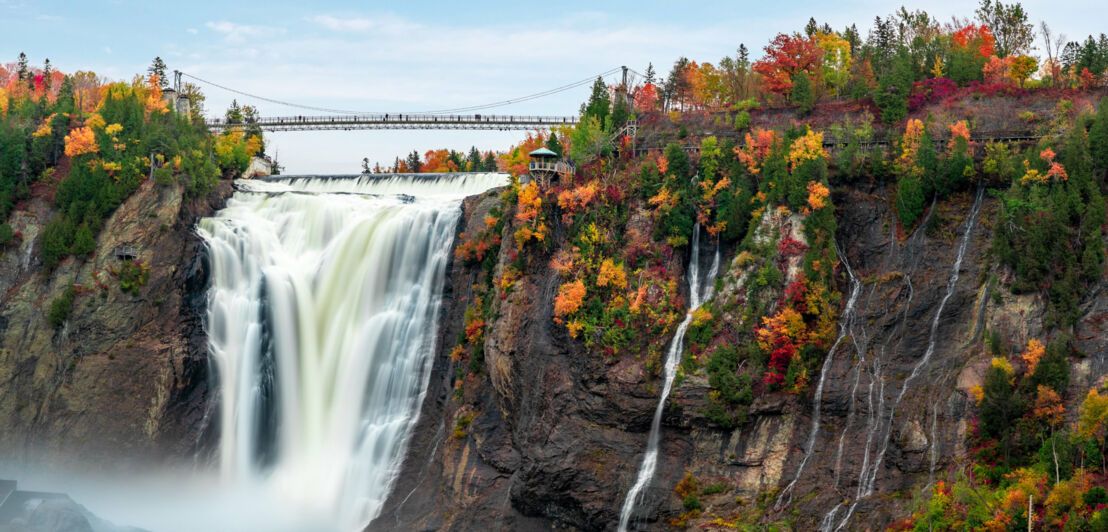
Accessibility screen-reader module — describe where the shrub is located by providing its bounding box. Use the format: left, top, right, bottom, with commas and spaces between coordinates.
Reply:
153, 165, 174, 186
118, 260, 150, 296
47, 285, 76, 329
0, 222, 12, 246
733, 110, 751, 130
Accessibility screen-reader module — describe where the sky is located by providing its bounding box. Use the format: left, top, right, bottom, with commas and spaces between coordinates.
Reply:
0, 0, 1103, 174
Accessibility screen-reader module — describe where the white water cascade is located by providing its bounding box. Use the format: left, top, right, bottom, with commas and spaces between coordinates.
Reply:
826, 188, 985, 532
618, 224, 720, 532
197, 172, 506, 531
775, 241, 861, 510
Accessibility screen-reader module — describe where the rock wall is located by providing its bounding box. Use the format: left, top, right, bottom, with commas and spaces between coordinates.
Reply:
374, 180, 1108, 531
0, 178, 231, 471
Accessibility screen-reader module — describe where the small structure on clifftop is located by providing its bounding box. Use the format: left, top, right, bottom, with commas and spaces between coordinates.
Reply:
527, 147, 574, 188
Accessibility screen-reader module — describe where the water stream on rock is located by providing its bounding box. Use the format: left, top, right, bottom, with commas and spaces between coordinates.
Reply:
618, 224, 720, 532
775, 241, 861, 509
825, 188, 984, 532
197, 173, 505, 531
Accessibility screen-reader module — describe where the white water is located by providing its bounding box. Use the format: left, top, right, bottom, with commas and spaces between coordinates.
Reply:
618, 225, 720, 532
828, 188, 984, 531
197, 172, 506, 531
775, 242, 861, 509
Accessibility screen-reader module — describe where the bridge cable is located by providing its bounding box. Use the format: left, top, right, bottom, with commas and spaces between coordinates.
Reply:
180, 68, 622, 116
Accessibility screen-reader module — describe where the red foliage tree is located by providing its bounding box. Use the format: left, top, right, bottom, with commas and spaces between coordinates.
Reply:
752, 33, 823, 97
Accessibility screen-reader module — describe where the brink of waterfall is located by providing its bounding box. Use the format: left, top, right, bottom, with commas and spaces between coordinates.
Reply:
197, 172, 507, 530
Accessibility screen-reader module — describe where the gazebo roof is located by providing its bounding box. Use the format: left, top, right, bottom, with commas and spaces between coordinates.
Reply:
528, 147, 558, 158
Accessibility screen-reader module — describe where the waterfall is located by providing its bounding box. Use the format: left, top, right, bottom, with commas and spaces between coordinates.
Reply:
197, 172, 506, 531
827, 188, 984, 532
775, 241, 861, 509
618, 224, 720, 532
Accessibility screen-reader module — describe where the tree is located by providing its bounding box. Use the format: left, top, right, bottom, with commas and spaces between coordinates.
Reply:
790, 74, 815, 115
581, 77, 610, 125
644, 62, 656, 85
874, 47, 912, 124
405, 150, 422, 173
148, 57, 168, 88
975, 0, 1034, 57
545, 132, 563, 157
568, 115, 608, 166
1090, 97, 1108, 176
63, 126, 98, 157
753, 33, 823, 97
1009, 55, 1038, 87
71, 224, 96, 257
17, 52, 28, 81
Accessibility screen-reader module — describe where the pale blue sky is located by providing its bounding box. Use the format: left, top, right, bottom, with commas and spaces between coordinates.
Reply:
1, 0, 1102, 173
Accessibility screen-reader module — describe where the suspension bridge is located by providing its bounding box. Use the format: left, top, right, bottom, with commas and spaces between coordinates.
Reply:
205, 113, 580, 132
180, 67, 642, 133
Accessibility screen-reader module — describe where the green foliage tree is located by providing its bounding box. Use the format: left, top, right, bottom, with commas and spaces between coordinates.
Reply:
1090, 98, 1108, 176
581, 77, 610, 125
70, 224, 96, 257
874, 47, 912, 124
975, 0, 1034, 57
790, 73, 815, 115
47, 285, 76, 329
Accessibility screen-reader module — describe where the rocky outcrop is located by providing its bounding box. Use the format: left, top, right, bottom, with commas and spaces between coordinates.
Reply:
375, 178, 1108, 531
0, 178, 231, 471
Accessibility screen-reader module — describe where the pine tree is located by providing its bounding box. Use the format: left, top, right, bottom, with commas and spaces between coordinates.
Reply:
805, 17, 819, 37
644, 63, 656, 85
71, 224, 96, 257
545, 133, 563, 157
874, 47, 912, 124
790, 74, 815, 115
483, 152, 498, 172
406, 150, 422, 173
467, 146, 481, 171
43, 58, 52, 90
148, 57, 168, 87
1090, 97, 1108, 176
17, 52, 28, 81
581, 77, 610, 125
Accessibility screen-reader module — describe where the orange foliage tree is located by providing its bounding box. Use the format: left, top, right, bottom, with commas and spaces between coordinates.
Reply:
63, 126, 98, 157
752, 33, 823, 97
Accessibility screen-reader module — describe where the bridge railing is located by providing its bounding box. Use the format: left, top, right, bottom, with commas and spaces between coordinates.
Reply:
206, 113, 581, 128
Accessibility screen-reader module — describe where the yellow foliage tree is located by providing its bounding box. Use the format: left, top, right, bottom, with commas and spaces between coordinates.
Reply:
1020, 339, 1045, 374
554, 280, 587, 318
64, 126, 98, 157
786, 130, 827, 169
596, 259, 628, 290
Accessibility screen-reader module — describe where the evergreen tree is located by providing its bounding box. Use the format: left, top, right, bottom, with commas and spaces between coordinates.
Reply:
16, 52, 28, 81
581, 77, 610, 126
148, 57, 168, 87
71, 224, 96, 257
42, 58, 52, 90
874, 47, 912, 124
467, 146, 482, 171
405, 150, 422, 173
644, 63, 656, 85
790, 74, 815, 115
1090, 97, 1108, 176
544, 133, 563, 157
482, 152, 498, 172
805, 17, 819, 37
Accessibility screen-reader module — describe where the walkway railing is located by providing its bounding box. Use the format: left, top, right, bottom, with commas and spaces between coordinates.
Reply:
207, 114, 580, 132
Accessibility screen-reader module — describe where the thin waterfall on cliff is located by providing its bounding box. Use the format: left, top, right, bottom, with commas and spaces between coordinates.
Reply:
775, 241, 860, 510
824, 187, 985, 532
618, 224, 721, 532
197, 172, 506, 531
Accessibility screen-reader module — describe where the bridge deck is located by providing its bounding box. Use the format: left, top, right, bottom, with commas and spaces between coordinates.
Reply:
207, 114, 580, 132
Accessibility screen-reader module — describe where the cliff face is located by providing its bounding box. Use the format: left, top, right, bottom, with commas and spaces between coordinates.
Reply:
375, 179, 1108, 531
0, 177, 231, 470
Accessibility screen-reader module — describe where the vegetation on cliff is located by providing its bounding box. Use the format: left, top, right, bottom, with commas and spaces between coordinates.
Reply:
0, 55, 254, 270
